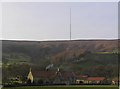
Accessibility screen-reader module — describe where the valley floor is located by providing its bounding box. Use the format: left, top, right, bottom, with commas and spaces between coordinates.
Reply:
1, 85, 119, 89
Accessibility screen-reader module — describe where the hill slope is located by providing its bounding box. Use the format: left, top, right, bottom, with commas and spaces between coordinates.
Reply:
2, 40, 118, 77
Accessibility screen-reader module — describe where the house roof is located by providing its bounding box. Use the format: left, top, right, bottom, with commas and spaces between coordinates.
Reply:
32, 71, 55, 79
87, 77, 105, 81
32, 71, 76, 79
76, 75, 88, 80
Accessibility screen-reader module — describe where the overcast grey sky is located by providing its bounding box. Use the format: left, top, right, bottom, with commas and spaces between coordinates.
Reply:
2, 2, 118, 41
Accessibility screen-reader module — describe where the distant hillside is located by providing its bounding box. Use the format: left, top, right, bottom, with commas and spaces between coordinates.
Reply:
2, 40, 118, 78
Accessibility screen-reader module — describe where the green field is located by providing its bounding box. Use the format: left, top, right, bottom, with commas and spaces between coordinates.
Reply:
2, 85, 119, 89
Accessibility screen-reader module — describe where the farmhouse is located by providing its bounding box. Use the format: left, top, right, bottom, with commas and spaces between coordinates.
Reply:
86, 77, 105, 84
31, 68, 76, 84
76, 75, 88, 84
26, 68, 113, 85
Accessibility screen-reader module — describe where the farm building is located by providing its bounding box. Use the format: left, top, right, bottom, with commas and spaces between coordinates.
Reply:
76, 75, 88, 84
26, 68, 115, 85
31, 68, 76, 84
86, 77, 106, 84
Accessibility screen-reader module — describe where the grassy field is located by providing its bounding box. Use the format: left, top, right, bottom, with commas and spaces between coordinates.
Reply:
1, 85, 119, 89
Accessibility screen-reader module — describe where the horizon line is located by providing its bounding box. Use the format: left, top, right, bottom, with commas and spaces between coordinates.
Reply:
1, 38, 119, 42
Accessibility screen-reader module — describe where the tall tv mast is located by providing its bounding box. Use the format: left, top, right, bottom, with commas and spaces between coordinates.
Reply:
70, 8, 71, 40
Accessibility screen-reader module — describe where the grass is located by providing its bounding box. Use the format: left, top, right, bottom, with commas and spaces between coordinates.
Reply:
1, 85, 119, 89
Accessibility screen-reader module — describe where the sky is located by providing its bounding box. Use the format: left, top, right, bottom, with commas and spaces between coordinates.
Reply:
1, 2, 118, 41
